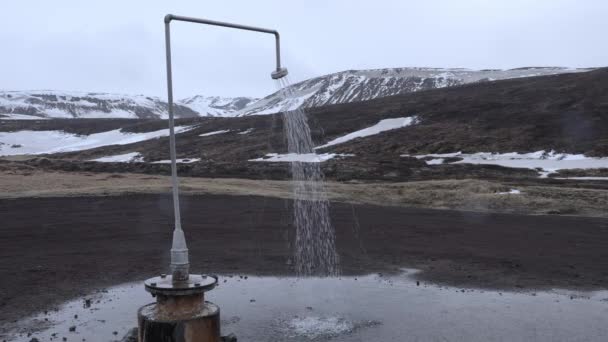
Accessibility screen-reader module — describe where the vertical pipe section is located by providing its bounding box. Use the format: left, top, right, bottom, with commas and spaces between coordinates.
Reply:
274, 32, 281, 70
165, 20, 189, 281
163, 14, 286, 282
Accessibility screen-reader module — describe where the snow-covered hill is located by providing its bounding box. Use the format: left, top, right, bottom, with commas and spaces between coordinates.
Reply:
0, 67, 592, 119
177, 95, 258, 117
0, 91, 203, 120
0, 91, 255, 119
237, 67, 592, 116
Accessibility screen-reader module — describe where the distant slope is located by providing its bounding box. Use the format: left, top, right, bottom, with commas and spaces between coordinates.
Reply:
0, 91, 201, 119
1, 67, 593, 120
2, 68, 606, 160
177, 95, 257, 117
0, 91, 256, 119
238, 67, 592, 116
2, 69, 608, 182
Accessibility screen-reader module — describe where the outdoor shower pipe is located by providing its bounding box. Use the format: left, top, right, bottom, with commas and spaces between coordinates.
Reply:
164, 14, 289, 281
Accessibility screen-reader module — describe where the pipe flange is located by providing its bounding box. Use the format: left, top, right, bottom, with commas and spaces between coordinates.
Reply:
145, 274, 217, 296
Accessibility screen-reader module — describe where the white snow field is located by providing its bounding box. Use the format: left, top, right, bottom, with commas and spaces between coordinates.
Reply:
316, 116, 418, 149
249, 153, 353, 163
409, 151, 608, 177
0, 126, 194, 156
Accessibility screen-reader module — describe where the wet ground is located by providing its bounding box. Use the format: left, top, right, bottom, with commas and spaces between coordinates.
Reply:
7, 271, 608, 342
2, 194, 608, 339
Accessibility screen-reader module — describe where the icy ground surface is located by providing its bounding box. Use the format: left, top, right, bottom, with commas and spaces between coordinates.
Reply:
6, 271, 608, 342
409, 151, 608, 177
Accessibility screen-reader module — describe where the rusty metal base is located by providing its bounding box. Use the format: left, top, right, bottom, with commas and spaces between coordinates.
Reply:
138, 301, 220, 342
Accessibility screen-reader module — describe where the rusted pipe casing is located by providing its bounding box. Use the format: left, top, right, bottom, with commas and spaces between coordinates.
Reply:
138, 299, 220, 342
139, 275, 219, 342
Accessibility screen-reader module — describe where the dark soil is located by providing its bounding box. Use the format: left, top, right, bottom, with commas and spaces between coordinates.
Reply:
1, 194, 608, 327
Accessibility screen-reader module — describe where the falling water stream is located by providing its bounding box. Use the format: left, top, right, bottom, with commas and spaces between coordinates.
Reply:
276, 77, 339, 276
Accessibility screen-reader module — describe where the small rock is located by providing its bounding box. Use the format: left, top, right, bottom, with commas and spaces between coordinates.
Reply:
63, 338, 67, 342
74, 314, 78, 319
221, 333, 238, 342
69, 326, 76, 332
29, 338, 39, 342
306, 306, 313, 310
113, 331, 118, 335
249, 299, 256, 303
416, 281, 420, 286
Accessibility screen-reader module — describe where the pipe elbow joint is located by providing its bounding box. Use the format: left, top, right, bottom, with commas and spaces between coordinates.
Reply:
164, 14, 174, 24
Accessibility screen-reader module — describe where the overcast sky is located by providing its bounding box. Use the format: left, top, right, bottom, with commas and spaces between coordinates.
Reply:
1, 0, 606, 99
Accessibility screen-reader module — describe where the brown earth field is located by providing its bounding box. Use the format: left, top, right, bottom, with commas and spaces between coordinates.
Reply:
2, 183, 608, 329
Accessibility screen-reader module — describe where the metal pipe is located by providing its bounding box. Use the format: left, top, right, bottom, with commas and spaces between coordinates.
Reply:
163, 14, 288, 281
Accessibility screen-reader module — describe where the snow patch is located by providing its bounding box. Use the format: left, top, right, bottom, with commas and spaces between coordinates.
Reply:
199, 130, 231, 137
151, 158, 201, 164
409, 151, 608, 177
91, 152, 143, 163
498, 189, 522, 195
249, 153, 353, 163
317, 116, 418, 149
426, 158, 445, 165
238, 128, 254, 135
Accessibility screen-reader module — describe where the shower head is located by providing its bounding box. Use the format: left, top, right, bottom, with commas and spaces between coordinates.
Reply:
271, 67, 289, 80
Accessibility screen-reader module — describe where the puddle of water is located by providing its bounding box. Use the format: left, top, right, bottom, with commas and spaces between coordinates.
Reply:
6, 271, 608, 342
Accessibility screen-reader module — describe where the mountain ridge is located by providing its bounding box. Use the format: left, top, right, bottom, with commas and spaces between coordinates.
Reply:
0, 67, 594, 120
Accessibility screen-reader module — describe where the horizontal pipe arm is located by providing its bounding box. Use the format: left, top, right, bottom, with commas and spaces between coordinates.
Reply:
165, 14, 278, 36
165, 14, 282, 69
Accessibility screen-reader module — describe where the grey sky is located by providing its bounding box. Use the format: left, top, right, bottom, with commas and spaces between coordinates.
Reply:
1, 0, 606, 99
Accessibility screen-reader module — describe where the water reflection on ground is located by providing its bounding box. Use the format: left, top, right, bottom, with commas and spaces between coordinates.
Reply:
8, 270, 608, 341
